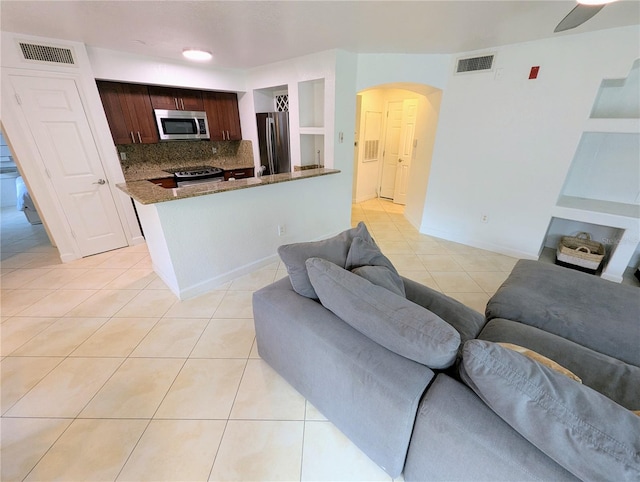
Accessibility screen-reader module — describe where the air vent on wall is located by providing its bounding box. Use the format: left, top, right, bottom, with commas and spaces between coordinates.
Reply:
19, 42, 75, 65
456, 54, 494, 74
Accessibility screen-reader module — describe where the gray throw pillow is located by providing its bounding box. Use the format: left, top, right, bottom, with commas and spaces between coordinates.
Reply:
306, 257, 461, 369
277, 222, 374, 299
352, 266, 405, 297
460, 339, 640, 482
347, 235, 405, 296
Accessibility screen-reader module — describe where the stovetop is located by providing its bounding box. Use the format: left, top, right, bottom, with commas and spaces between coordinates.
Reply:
170, 166, 223, 178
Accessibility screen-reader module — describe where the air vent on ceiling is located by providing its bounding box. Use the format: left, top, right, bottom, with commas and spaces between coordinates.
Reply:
456, 55, 494, 74
19, 42, 75, 65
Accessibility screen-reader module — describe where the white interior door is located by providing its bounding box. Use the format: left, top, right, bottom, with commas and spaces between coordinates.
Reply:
393, 99, 418, 205
379, 101, 403, 199
8, 73, 127, 257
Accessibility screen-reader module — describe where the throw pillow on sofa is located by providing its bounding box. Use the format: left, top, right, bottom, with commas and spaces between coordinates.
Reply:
497, 342, 582, 383
278, 222, 404, 299
347, 236, 405, 296
306, 257, 461, 369
277, 222, 375, 299
460, 339, 640, 482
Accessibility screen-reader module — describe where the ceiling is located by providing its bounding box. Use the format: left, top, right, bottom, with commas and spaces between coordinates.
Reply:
1, 1, 639, 70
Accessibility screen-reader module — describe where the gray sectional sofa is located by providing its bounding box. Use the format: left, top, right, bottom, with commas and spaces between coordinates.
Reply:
252, 223, 640, 481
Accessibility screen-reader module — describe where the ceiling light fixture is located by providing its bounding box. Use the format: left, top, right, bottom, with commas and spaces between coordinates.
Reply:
182, 49, 212, 61
576, 0, 618, 5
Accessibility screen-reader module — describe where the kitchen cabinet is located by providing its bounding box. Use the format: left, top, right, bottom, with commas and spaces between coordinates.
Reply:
148, 86, 204, 111
203, 91, 242, 141
97, 80, 158, 144
224, 167, 254, 181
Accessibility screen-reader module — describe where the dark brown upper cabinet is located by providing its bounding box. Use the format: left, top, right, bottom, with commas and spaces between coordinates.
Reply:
148, 86, 204, 111
203, 91, 242, 141
97, 80, 159, 145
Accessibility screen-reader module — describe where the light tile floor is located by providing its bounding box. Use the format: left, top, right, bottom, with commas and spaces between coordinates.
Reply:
1, 199, 520, 481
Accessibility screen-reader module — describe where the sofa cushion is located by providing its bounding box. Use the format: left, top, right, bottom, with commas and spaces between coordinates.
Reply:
460, 339, 640, 482
347, 236, 405, 296
403, 277, 486, 343
306, 257, 460, 369
486, 259, 640, 367
479, 318, 640, 410
277, 222, 374, 299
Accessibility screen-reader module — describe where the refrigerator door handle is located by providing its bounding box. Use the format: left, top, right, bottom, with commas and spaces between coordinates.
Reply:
266, 117, 276, 175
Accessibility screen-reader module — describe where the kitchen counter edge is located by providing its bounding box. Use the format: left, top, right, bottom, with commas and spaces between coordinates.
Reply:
116, 168, 341, 205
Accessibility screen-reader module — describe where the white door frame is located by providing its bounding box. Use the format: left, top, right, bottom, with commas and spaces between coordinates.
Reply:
1, 32, 144, 262
1, 68, 130, 261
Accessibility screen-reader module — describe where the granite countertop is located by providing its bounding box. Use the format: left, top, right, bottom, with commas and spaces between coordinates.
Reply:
117, 168, 341, 205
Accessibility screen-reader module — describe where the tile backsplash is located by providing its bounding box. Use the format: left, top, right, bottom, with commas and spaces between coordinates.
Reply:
118, 140, 254, 177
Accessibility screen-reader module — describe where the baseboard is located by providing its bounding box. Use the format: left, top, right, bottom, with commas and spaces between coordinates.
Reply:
175, 254, 281, 300
129, 235, 146, 246
421, 226, 538, 260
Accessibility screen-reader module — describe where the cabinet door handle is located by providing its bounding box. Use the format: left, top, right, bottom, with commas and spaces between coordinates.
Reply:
137, 132, 142, 143
130, 132, 135, 143
180, 98, 185, 110
226, 130, 230, 140
174, 98, 179, 109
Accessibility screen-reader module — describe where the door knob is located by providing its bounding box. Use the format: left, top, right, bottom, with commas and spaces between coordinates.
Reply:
93, 179, 106, 185
398, 158, 404, 163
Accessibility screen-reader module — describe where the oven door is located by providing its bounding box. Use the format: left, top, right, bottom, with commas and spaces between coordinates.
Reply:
154, 110, 210, 140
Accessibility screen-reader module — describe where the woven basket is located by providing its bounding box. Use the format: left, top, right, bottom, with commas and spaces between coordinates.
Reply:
556, 232, 605, 271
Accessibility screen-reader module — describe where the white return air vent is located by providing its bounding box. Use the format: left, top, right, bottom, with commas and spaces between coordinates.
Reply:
456, 54, 494, 74
18, 42, 76, 65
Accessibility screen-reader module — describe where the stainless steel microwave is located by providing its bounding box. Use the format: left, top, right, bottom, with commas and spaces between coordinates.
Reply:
154, 109, 210, 141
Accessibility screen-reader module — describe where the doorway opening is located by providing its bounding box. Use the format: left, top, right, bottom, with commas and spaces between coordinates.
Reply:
353, 83, 442, 229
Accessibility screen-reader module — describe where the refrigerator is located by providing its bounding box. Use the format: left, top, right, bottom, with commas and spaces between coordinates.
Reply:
256, 112, 291, 175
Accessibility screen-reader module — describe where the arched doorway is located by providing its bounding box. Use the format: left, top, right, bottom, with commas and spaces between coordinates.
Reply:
353, 83, 442, 229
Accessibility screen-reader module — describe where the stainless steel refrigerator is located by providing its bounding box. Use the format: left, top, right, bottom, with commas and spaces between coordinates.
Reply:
256, 112, 291, 175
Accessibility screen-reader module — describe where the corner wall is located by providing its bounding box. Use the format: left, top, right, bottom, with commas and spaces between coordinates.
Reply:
421, 25, 640, 259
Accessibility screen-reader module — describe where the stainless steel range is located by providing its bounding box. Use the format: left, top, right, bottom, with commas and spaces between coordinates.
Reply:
172, 166, 224, 187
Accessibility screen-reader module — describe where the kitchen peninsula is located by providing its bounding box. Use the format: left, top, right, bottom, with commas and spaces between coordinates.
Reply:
118, 167, 339, 205
117, 164, 342, 300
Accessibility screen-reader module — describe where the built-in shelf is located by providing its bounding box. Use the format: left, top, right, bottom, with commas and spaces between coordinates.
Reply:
583, 118, 640, 133
299, 127, 325, 135
556, 196, 639, 220
298, 79, 325, 129
298, 78, 326, 168
300, 133, 324, 167
547, 59, 640, 283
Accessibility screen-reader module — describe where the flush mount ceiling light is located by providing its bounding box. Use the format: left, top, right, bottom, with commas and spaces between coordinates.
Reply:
182, 49, 212, 61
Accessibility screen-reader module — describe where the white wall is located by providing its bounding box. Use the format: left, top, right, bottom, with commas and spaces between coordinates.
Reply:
421, 25, 640, 259
1, 32, 145, 262
87, 47, 246, 91
354, 89, 385, 202
356, 54, 451, 92
404, 91, 442, 229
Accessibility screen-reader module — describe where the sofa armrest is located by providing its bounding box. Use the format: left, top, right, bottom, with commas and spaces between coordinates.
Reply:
404, 374, 579, 482
253, 277, 434, 477
402, 276, 486, 343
